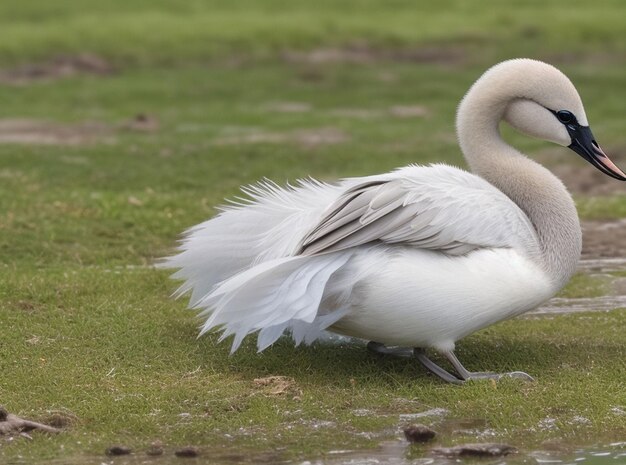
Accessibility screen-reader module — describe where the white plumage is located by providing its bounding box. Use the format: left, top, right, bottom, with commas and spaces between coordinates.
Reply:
162, 59, 625, 383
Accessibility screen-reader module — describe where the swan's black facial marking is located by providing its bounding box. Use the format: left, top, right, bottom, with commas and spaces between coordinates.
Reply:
555, 110, 576, 125
548, 109, 580, 134
548, 108, 626, 180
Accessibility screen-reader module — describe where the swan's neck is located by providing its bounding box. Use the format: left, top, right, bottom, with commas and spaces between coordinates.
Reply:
457, 86, 581, 289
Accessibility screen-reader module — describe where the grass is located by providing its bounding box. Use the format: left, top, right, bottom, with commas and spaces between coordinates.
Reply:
2, 0, 626, 66
557, 273, 608, 299
1, 0, 626, 462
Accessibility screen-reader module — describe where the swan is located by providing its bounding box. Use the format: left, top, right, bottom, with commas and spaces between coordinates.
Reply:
162, 59, 625, 384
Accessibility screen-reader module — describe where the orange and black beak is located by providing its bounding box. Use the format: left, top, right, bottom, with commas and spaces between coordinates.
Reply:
567, 125, 626, 181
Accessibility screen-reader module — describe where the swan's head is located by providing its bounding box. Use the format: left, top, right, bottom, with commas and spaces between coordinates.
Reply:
459, 58, 626, 180
500, 59, 626, 180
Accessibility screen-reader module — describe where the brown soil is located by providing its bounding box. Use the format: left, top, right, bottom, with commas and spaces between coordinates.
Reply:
0, 119, 112, 145
213, 127, 349, 148
389, 105, 430, 118
263, 102, 312, 113
330, 105, 430, 119
252, 375, 301, 397
282, 44, 467, 66
538, 146, 626, 196
0, 54, 114, 85
0, 114, 159, 145
330, 108, 382, 119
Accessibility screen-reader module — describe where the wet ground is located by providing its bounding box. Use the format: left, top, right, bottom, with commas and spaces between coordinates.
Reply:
318, 441, 626, 465
534, 256, 626, 314
8, 439, 624, 465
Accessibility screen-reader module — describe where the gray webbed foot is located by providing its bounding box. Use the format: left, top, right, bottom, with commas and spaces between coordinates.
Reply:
367, 341, 534, 384
444, 350, 535, 383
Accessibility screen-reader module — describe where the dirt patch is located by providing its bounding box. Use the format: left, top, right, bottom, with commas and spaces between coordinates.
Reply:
582, 220, 626, 259
0, 119, 112, 145
539, 146, 626, 196
389, 105, 430, 118
330, 108, 381, 119
0, 115, 159, 145
264, 102, 312, 113
282, 44, 467, 66
252, 375, 301, 397
330, 105, 430, 120
0, 54, 114, 85
213, 127, 349, 148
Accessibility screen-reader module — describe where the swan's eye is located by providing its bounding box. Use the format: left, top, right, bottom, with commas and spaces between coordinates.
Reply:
556, 110, 576, 124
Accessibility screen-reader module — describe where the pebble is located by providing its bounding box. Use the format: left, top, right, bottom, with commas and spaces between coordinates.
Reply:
403, 424, 436, 443
175, 446, 199, 458
105, 445, 132, 456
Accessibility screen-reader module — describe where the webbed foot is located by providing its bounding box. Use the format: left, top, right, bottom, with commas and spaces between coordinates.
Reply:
367, 341, 535, 384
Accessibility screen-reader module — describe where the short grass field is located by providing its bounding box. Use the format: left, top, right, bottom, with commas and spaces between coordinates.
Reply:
1, 0, 626, 462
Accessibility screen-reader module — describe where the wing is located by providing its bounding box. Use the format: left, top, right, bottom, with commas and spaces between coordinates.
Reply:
297, 164, 538, 256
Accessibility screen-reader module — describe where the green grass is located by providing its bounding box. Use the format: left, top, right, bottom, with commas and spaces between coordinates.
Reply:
2, 0, 626, 66
558, 273, 608, 299
1, 0, 626, 462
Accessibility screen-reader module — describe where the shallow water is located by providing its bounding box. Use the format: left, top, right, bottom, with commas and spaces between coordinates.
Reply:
533, 258, 626, 315
311, 441, 626, 465
16, 441, 626, 465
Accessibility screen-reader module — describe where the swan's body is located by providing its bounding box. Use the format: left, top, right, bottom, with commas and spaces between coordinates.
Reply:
163, 59, 625, 383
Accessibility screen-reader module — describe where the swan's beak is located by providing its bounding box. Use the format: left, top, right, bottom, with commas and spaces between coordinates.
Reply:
568, 126, 626, 180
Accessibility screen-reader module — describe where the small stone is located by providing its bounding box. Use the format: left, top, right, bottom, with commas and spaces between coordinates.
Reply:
403, 424, 436, 443
105, 445, 132, 456
146, 440, 164, 456
175, 446, 199, 458
433, 443, 517, 458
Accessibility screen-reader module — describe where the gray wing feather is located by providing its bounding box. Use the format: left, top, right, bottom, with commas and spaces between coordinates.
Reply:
297, 168, 536, 256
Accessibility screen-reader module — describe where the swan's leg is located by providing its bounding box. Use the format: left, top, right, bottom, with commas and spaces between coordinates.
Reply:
413, 349, 463, 385
369, 343, 533, 384
367, 341, 413, 358
369, 342, 463, 383
444, 351, 535, 382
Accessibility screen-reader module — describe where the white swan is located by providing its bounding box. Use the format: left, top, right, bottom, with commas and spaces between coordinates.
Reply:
162, 59, 625, 384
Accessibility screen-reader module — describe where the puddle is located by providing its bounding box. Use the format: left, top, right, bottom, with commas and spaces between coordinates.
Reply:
532, 257, 626, 314
16, 441, 625, 465
311, 441, 626, 465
